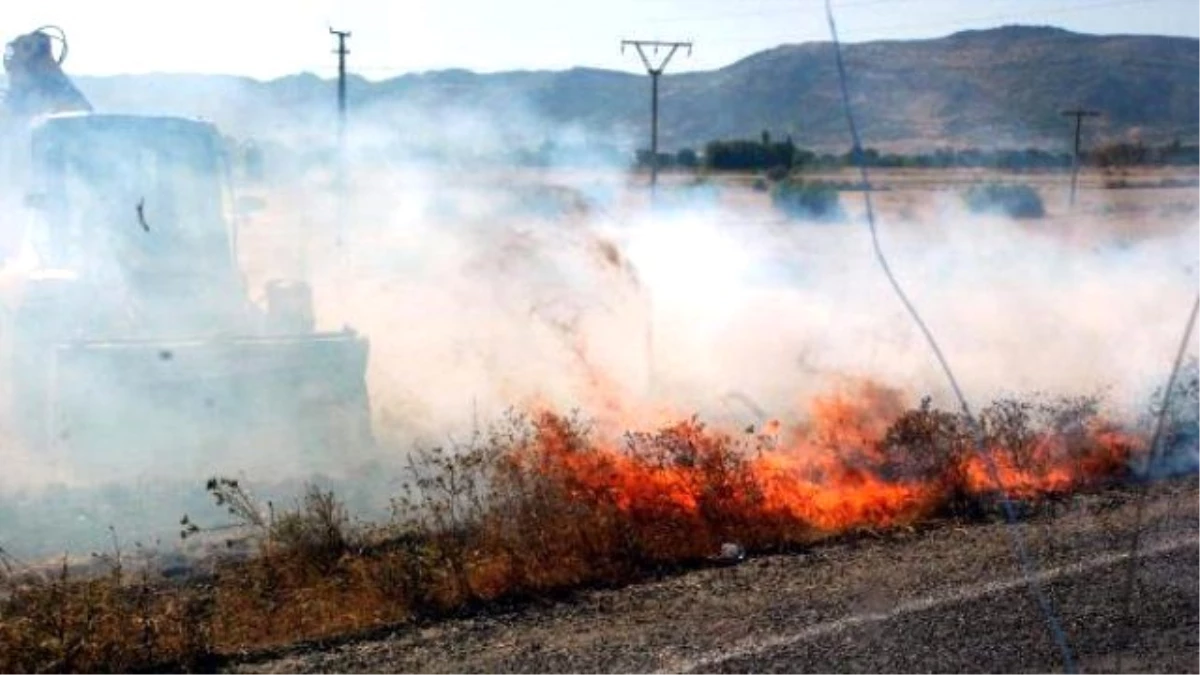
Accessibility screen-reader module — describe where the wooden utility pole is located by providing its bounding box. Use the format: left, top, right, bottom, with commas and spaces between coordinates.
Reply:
1061, 108, 1100, 209
621, 39, 692, 197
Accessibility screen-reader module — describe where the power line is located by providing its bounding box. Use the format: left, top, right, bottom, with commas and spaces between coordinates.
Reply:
1115, 293, 1200, 673
621, 39, 693, 196
329, 26, 351, 249
1061, 108, 1101, 209
329, 27, 351, 150
822, 1, 1078, 672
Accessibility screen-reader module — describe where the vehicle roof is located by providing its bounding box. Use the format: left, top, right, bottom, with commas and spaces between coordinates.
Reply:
31, 112, 221, 138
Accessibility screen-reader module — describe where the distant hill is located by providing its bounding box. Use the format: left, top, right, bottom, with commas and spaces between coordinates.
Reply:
50, 25, 1200, 154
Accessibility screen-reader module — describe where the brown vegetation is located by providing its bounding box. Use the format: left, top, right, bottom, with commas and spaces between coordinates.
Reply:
0, 383, 1144, 673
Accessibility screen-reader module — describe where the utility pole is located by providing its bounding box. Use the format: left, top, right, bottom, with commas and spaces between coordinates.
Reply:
621, 39, 692, 197
1061, 108, 1100, 209
329, 27, 351, 248
330, 27, 351, 151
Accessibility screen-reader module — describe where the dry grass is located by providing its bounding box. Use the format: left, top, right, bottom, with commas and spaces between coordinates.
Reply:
0, 391, 1152, 673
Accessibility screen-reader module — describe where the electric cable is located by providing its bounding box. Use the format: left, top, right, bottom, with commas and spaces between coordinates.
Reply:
1115, 292, 1199, 673
823, 1, 1079, 671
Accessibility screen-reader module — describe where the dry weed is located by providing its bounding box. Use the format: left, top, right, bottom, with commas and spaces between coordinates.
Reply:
0, 393, 1155, 672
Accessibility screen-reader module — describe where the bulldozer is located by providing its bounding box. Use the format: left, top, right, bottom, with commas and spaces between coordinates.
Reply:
0, 27, 373, 482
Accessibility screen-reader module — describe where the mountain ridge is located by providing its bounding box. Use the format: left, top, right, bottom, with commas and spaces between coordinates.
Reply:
48, 25, 1199, 153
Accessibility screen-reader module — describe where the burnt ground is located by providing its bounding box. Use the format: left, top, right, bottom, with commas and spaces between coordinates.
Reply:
230, 479, 1199, 674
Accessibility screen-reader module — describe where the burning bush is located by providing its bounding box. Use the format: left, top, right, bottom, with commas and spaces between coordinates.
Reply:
963, 182, 1045, 219
0, 382, 1149, 672
388, 382, 1139, 567
876, 397, 974, 511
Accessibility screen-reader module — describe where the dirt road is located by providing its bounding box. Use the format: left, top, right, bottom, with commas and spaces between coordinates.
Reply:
231, 480, 1198, 673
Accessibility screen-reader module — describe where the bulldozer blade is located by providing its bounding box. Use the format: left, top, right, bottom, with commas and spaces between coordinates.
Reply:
37, 330, 372, 481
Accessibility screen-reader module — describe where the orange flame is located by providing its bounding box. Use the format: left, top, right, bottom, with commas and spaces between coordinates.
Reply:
511, 380, 1141, 547
963, 419, 1138, 499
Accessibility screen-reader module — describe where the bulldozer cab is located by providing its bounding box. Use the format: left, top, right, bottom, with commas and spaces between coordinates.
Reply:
28, 113, 235, 270
0, 27, 374, 483
24, 113, 248, 336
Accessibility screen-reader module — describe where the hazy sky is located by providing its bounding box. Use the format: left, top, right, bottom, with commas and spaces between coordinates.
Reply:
4, 0, 1198, 80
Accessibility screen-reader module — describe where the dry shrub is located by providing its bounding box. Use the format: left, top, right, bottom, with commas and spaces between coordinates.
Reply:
385, 410, 805, 603
0, 391, 1148, 671
877, 396, 974, 514
619, 418, 800, 555
271, 486, 353, 573
865, 393, 1135, 516
0, 556, 217, 673
185, 477, 356, 570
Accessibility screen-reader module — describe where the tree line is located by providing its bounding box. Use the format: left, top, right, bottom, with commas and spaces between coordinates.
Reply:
637, 132, 1200, 171
230, 130, 1199, 178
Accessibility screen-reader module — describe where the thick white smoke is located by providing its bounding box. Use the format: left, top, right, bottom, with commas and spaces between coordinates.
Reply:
0, 89, 1195, 560
283, 115, 1199, 447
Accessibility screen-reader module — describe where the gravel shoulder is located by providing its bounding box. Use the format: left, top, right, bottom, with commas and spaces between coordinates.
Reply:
230, 479, 1199, 674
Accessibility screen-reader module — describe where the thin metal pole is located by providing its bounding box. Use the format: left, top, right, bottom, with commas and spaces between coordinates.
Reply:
1061, 108, 1100, 209
330, 28, 350, 154
1070, 115, 1082, 206
621, 39, 692, 199
650, 71, 660, 193
330, 27, 351, 249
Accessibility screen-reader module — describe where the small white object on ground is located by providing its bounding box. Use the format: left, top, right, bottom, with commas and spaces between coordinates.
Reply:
717, 542, 746, 563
